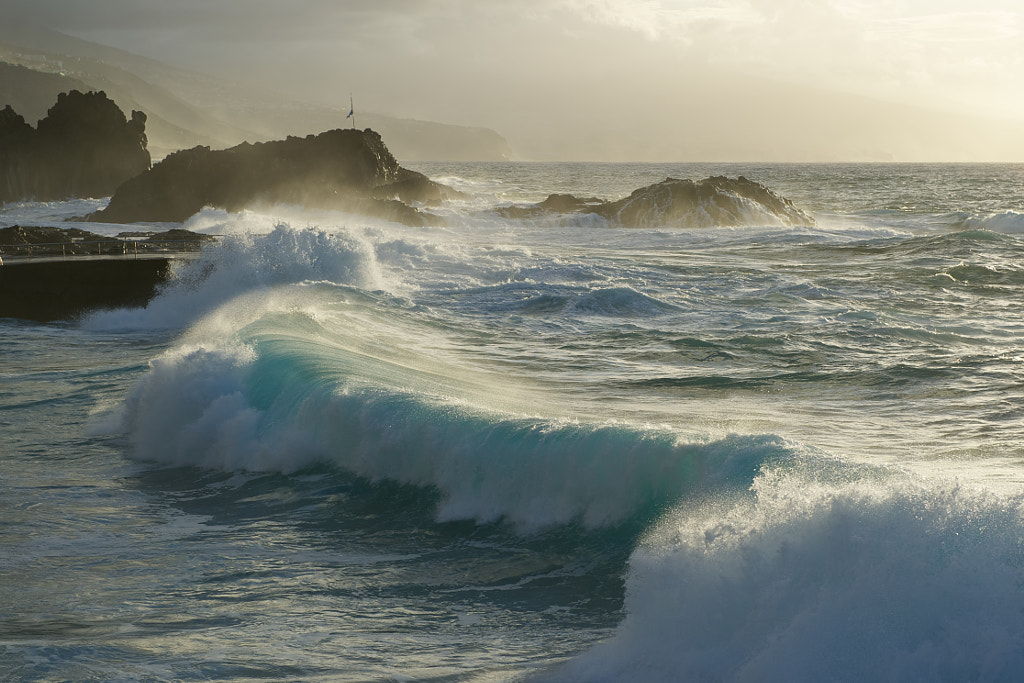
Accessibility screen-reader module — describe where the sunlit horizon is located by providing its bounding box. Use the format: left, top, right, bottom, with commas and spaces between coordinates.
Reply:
5, 0, 1024, 162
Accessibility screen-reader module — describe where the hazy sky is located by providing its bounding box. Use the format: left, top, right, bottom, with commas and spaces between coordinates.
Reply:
8, 0, 1024, 160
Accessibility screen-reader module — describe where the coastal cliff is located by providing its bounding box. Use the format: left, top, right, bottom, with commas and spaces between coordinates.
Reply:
0, 90, 150, 203
88, 128, 461, 226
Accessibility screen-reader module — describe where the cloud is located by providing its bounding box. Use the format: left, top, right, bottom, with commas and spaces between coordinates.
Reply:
561, 0, 761, 40
869, 11, 1021, 43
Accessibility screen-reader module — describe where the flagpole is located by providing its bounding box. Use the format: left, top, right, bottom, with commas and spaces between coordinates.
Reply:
348, 94, 355, 129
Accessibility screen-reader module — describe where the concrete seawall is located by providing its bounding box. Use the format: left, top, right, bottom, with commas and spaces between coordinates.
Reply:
0, 257, 172, 321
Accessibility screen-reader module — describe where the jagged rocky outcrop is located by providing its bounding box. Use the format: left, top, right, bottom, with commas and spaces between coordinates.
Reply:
496, 176, 815, 228
88, 128, 463, 226
0, 90, 150, 203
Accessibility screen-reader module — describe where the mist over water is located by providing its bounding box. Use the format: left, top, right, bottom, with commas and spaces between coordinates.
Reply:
4, 162, 1024, 680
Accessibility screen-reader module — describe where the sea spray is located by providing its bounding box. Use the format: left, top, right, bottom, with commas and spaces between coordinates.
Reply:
957, 210, 1024, 234
553, 463, 1024, 682
83, 223, 384, 331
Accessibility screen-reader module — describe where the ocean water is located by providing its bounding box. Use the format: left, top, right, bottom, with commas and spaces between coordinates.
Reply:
2, 162, 1024, 681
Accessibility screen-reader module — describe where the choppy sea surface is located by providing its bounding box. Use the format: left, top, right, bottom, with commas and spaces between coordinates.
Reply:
3, 162, 1024, 681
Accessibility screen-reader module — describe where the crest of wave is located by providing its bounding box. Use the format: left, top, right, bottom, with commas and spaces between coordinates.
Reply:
83, 224, 383, 330
960, 211, 1024, 234
554, 464, 1024, 682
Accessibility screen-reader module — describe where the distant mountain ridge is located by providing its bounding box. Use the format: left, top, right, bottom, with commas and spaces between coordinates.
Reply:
0, 21, 513, 161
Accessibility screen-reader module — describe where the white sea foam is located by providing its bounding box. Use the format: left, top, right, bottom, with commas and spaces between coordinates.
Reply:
553, 464, 1024, 681
960, 211, 1024, 234
82, 222, 384, 330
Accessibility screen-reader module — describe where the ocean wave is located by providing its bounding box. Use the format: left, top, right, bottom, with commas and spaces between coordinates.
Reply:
82, 224, 383, 330
562, 286, 678, 318
956, 211, 1024, 234
940, 262, 1024, 287
108, 314, 786, 530
552, 464, 1024, 682
493, 285, 679, 319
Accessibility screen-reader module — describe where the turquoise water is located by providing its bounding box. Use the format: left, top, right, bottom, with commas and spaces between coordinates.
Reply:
3, 163, 1024, 681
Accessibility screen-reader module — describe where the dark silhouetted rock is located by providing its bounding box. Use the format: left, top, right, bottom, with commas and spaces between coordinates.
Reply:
539, 193, 606, 213
495, 193, 608, 220
492, 176, 814, 228
592, 176, 814, 228
88, 128, 458, 226
371, 173, 464, 206
0, 90, 151, 203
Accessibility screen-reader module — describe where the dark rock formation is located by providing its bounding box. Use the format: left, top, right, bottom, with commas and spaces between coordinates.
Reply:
594, 176, 814, 228
371, 173, 463, 207
0, 90, 150, 203
494, 176, 815, 229
495, 193, 607, 220
0, 225, 113, 255
88, 128, 462, 226
0, 224, 211, 256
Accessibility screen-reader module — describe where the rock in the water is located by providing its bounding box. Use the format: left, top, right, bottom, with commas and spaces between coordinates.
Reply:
371, 173, 465, 206
494, 193, 607, 220
0, 90, 150, 203
88, 128, 458, 226
592, 176, 814, 228
492, 176, 814, 228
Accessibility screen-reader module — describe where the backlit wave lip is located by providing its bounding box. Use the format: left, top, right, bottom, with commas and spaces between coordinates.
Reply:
111, 322, 789, 531
82, 223, 383, 331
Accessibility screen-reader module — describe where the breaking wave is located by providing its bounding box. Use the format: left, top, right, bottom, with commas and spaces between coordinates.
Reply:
551, 464, 1024, 682
957, 211, 1024, 234
109, 311, 783, 530
83, 224, 383, 330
